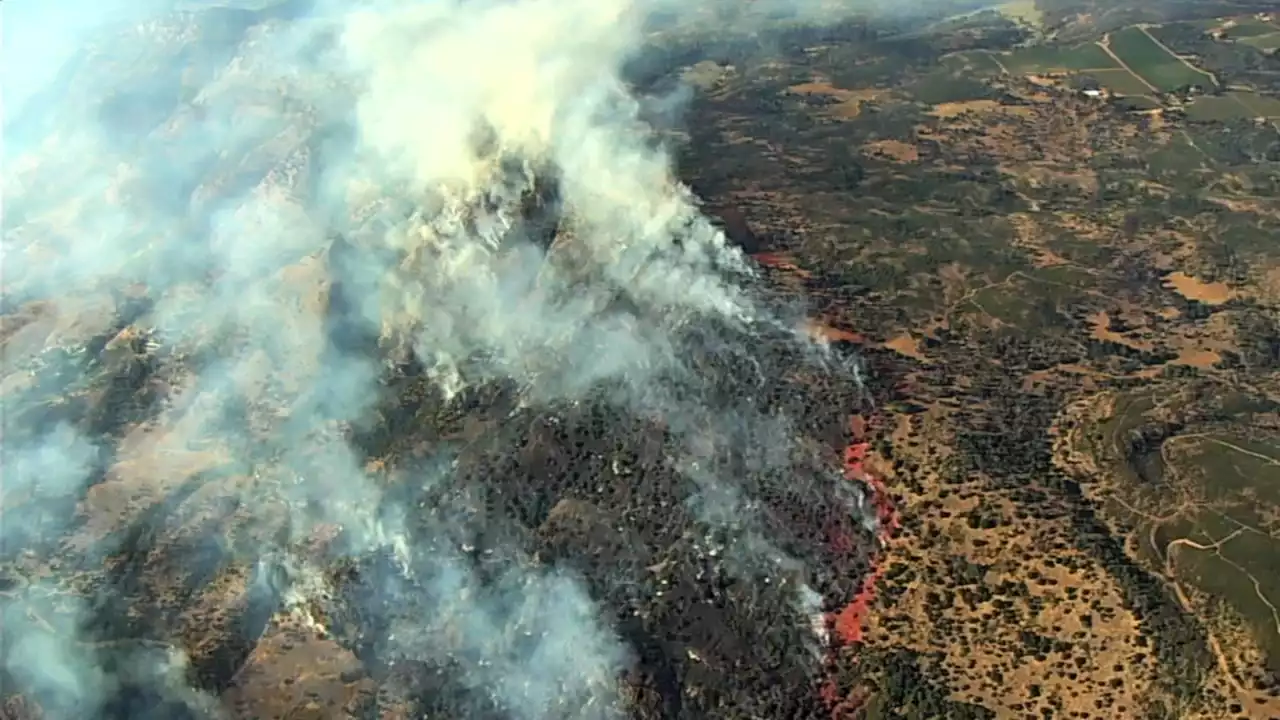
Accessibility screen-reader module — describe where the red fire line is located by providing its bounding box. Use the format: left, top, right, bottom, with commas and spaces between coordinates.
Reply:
819, 414, 901, 717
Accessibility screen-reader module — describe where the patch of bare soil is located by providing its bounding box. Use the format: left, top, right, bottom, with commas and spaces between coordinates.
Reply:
223, 611, 374, 719
806, 319, 865, 345
1089, 311, 1154, 352
786, 79, 885, 119
1172, 349, 1222, 368
928, 99, 1003, 118
882, 333, 927, 361
863, 139, 919, 163
1164, 271, 1232, 305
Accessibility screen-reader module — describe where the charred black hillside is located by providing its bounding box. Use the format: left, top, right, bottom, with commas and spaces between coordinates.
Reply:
317, 235, 880, 718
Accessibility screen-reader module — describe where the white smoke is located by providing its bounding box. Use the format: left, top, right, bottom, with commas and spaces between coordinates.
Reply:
0, 0, 893, 716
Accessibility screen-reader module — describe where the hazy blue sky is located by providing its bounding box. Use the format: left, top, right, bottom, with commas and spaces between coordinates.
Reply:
4, 1, 119, 119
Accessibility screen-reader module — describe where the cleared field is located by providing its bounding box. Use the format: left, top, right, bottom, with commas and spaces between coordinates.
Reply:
1224, 19, 1280, 38
1172, 531, 1280, 668
959, 271, 1091, 335
1092, 387, 1280, 680
1235, 91, 1280, 117
1109, 27, 1216, 92
1113, 95, 1162, 111
997, 0, 1042, 28
1194, 90, 1280, 119
1146, 133, 1209, 174
1109, 27, 1177, 67
943, 50, 1006, 75
1181, 18, 1225, 32
909, 71, 996, 104
1186, 95, 1254, 121
1001, 42, 1118, 73
1161, 432, 1280, 670
1185, 435, 1280, 504
1084, 68, 1153, 96
1241, 33, 1280, 51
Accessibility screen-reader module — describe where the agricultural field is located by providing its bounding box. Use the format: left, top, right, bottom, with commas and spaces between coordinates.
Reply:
1077, 389, 1280, 683
1186, 90, 1280, 121
1222, 18, 1280, 38
1186, 94, 1254, 122
1240, 32, 1280, 51
1234, 90, 1280, 117
1086, 68, 1155, 96
999, 41, 1118, 73
1111, 94, 1163, 112
1108, 26, 1218, 91
997, 0, 1044, 29
942, 49, 1007, 75
1147, 16, 1280, 95
1074, 345, 1280, 645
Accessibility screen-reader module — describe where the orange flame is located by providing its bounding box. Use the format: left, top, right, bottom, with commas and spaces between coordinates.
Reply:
818, 414, 901, 717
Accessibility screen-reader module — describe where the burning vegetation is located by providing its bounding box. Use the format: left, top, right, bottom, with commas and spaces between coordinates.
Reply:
0, 1, 905, 717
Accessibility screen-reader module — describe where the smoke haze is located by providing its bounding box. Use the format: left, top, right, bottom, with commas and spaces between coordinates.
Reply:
0, 0, 895, 717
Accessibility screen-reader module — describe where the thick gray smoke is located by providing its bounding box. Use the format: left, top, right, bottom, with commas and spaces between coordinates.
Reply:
0, 0, 888, 717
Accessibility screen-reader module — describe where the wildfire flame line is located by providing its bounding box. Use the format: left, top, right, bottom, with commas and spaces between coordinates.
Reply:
819, 414, 901, 717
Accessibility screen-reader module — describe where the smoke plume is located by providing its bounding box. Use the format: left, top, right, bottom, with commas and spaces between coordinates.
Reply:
1, 0, 888, 717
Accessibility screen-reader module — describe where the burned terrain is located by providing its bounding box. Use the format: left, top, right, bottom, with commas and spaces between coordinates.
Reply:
0, 203, 889, 720
0, 3, 906, 717
9, 0, 1280, 719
